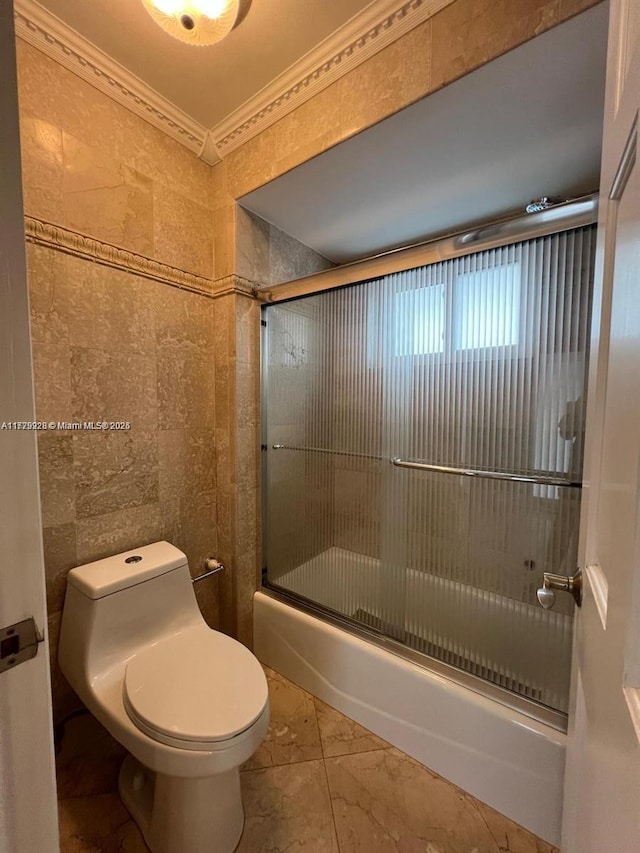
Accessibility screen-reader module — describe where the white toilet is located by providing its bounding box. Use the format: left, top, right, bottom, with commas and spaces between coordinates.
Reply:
58, 541, 269, 853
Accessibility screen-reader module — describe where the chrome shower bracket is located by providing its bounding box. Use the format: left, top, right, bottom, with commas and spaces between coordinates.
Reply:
536, 568, 582, 610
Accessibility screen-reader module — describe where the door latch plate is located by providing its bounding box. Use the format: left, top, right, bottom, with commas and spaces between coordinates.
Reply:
0, 618, 41, 674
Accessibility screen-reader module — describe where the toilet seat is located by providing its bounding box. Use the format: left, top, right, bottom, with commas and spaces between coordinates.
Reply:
123, 626, 268, 751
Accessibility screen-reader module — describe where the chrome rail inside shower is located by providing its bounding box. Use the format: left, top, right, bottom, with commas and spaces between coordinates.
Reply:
270, 444, 582, 489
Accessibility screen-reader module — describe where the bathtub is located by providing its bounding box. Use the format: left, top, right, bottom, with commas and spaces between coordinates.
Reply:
254, 548, 567, 847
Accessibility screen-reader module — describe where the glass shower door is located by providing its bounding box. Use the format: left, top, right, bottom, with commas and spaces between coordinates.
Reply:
263, 225, 595, 716
264, 283, 409, 639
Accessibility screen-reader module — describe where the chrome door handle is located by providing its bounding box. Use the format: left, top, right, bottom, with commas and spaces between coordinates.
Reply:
536, 568, 582, 610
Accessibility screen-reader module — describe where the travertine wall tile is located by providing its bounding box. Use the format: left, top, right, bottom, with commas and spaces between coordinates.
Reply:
236, 207, 270, 284
338, 19, 431, 139
32, 341, 72, 425
26, 245, 68, 345
61, 132, 153, 255
560, 0, 601, 17
75, 503, 164, 565
236, 293, 260, 366
236, 361, 259, 428
64, 259, 156, 356
213, 204, 236, 279
154, 283, 213, 351
17, 41, 214, 279
152, 182, 214, 278
269, 222, 333, 285
70, 348, 158, 430
19, 116, 63, 224
37, 434, 75, 527
16, 40, 211, 210
157, 348, 215, 431
431, 0, 561, 90
158, 429, 215, 503
73, 430, 159, 519
42, 522, 77, 613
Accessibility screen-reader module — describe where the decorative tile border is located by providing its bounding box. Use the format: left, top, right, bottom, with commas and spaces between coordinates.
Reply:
25, 216, 220, 295
212, 274, 257, 298
14, 0, 454, 164
25, 216, 260, 298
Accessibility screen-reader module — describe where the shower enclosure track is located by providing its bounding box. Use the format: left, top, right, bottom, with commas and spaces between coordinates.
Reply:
259, 582, 568, 732
270, 444, 582, 489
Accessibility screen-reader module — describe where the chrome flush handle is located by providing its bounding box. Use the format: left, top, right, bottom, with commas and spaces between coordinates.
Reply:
536, 568, 582, 610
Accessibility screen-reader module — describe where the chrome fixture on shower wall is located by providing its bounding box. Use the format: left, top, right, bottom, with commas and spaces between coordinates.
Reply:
525, 197, 564, 213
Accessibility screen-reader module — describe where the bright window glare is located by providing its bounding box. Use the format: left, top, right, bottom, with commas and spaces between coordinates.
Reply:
455, 262, 520, 350
395, 284, 445, 356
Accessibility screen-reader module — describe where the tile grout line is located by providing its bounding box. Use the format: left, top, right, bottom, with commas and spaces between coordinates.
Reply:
241, 753, 325, 773
313, 695, 342, 851
320, 749, 342, 852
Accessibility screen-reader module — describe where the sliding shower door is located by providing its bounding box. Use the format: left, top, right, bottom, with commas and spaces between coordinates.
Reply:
263, 225, 595, 716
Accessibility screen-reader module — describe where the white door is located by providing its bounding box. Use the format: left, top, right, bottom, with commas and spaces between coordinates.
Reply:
0, 2, 60, 851
561, 0, 640, 850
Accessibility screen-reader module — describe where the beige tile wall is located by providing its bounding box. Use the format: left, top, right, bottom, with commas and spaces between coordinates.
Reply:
212, 290, 261, 645
235, 207, 333, 286
16, 39, 221, 722
29, 245, 220, 721
17, 40, 213, 278
209, 199, 332, 638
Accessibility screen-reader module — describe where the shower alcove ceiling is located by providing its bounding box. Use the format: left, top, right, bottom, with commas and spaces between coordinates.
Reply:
240, 1, 608, 264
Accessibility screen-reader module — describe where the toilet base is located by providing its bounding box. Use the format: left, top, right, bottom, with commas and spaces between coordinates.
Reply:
119, 754, 244, 853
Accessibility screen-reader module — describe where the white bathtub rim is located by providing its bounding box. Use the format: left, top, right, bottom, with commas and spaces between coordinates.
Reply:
254, 590, 565, 846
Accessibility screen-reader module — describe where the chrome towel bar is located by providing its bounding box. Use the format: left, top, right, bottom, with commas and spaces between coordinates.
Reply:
391, 458, 581, 488
192, 558, 225, 584
271, 444, 581, 489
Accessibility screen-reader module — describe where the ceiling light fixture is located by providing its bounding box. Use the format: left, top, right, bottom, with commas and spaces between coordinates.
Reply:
141, 0, 240, 46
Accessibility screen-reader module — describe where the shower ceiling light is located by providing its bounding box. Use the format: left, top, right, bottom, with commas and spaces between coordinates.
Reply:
141, 0, 240, 46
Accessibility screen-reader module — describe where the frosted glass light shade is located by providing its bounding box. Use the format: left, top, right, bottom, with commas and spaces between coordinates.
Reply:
141, 0, 240, 46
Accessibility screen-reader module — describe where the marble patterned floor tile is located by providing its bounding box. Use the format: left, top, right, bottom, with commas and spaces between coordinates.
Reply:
314, 697, 390, 758
243, 667, 323, 770
58, 793, 147, 853
471, 800, 560, 853
324, 747, 551, 853
56, 713, 126, 800
237, 759, 339, 852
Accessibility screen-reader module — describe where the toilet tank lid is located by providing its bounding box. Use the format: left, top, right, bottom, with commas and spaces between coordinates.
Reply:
67, 541, 188, 599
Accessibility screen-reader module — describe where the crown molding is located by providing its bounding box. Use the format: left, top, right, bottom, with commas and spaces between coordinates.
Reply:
14, 0, 454, 166
210, 0, 456, 157
13, 0, 220, 164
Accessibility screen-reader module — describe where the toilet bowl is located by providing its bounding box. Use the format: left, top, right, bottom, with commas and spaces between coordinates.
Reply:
58, 541, 269, 853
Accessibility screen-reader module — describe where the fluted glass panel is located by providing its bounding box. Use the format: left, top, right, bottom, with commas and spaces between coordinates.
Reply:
264, 226, 596, 714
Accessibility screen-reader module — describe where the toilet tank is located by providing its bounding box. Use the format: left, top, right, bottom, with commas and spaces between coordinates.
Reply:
59, 542, 201, 693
